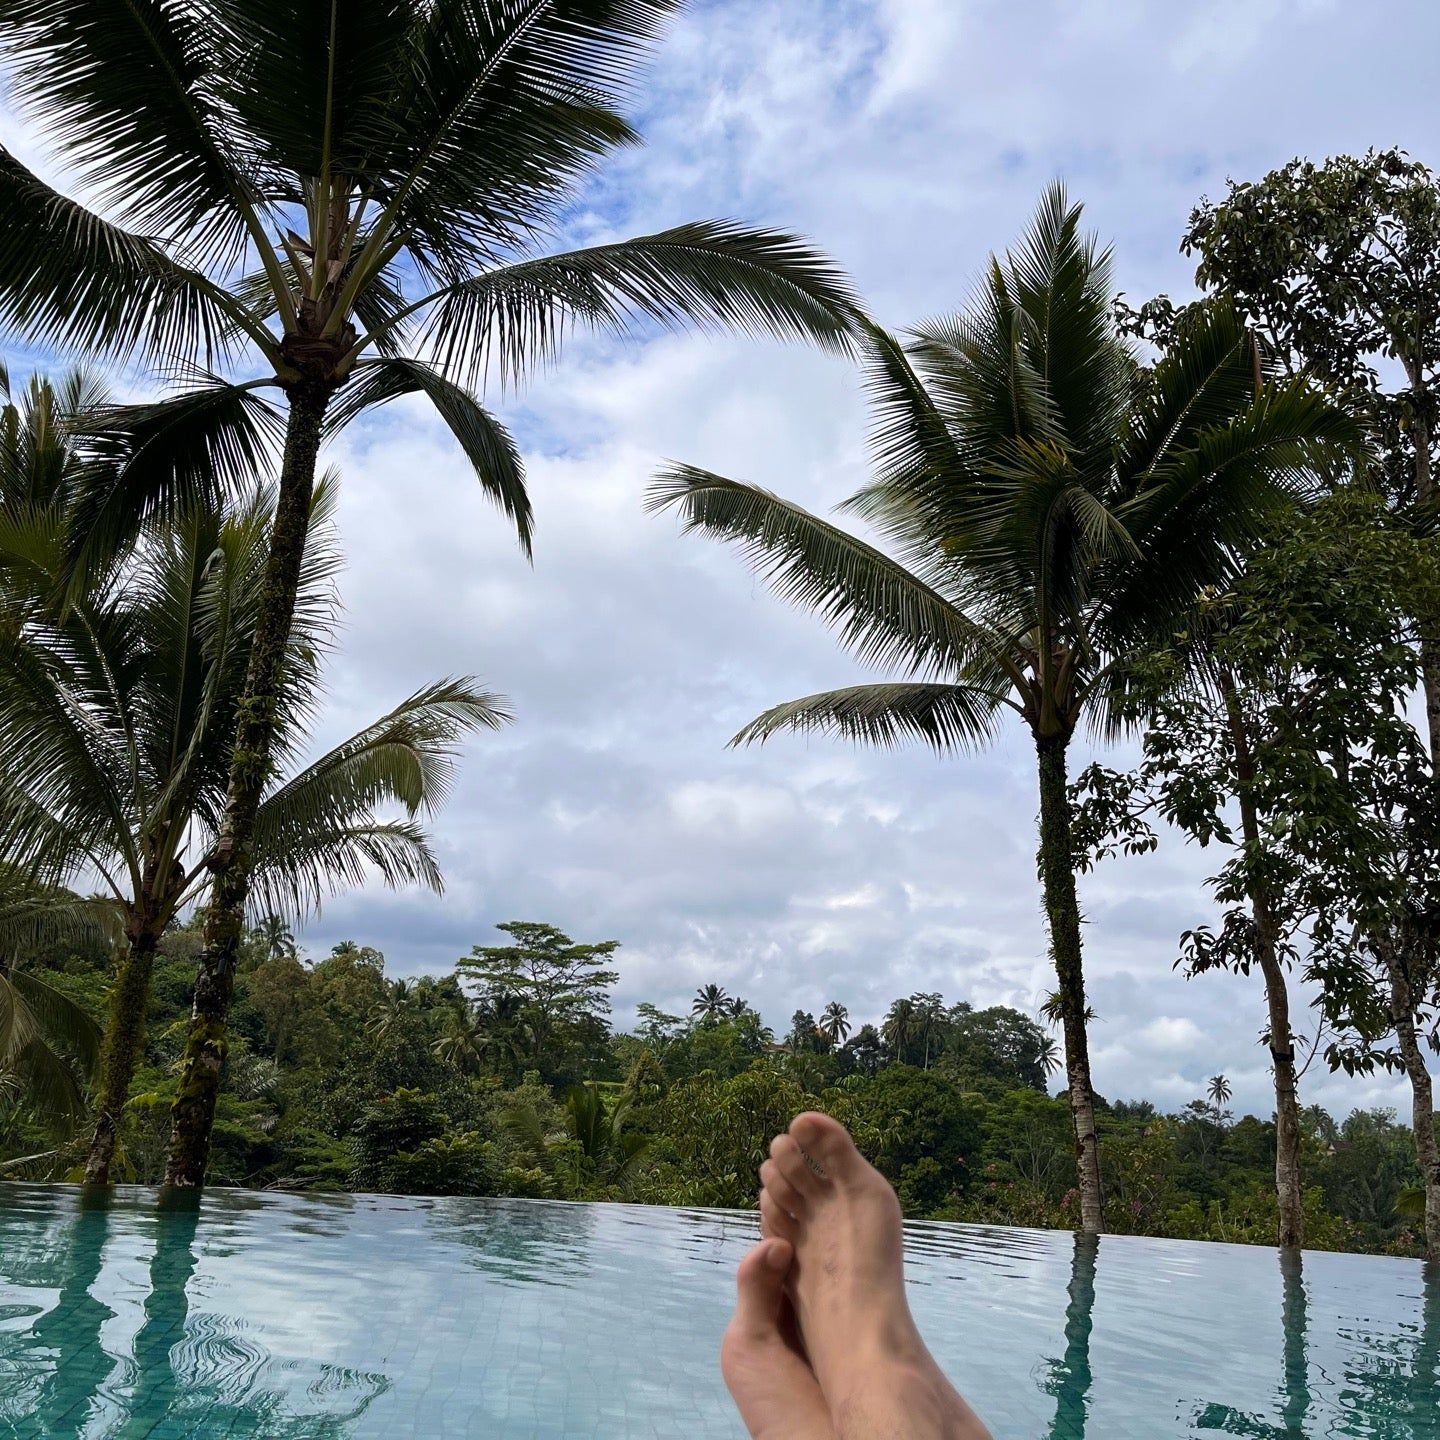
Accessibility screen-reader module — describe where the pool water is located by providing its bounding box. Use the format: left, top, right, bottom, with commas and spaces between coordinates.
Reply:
0, 1185, 1435, 1438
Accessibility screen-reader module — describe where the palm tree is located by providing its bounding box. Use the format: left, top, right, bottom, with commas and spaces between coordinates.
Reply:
0, 435, 508, 1183
431, 1004, 489, 1077
1207, 1074, 1233, 1110
820, 1001, 851, 1045
254, 914, 297, 962
912, 991, 944, 1069
1037, 1034, 1062, 1079
882, 997, 917, 1063
0, 1, 860, 1188
0, 872, 110, 1132
650, 186, 1353, 1232
692, 984, 732, 1024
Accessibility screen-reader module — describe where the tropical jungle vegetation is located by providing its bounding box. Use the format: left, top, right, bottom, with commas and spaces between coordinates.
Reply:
0, 0, 1436, 1265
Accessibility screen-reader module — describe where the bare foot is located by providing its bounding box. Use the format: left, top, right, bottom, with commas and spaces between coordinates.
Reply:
759, 1112, 992, 1440
721, 1236, 835, 1439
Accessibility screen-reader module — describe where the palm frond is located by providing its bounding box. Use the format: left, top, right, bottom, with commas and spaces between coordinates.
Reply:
252, 678, 510, 859
732, 682, 1011, 754
247, 819, 445, 921
63, 379, 285, 593
329, 360, 532, 555
413, 221, 861, 386
8, 969, 102, 1076
0, 147, 252, 364
2, 0, 258, 257
648, 464, 1013, 684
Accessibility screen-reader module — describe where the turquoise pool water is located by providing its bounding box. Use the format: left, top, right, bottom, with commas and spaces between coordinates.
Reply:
0, 1184, 1435, 1437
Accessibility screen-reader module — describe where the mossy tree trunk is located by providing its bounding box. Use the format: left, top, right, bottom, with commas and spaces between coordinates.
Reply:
83, 912, 161, 1185
1035, 732, 1104, 1235
163, 378, 333, 1188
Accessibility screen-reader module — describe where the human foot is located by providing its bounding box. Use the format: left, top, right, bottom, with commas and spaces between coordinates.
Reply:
721, 1236, 835, 1439
759, 1112, 992, 1439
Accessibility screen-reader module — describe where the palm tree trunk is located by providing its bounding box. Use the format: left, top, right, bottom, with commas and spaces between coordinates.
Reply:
83, 920, 159, 1185
1383, 938, 1440, 1262
1220, 674, 1304, 1248
1035, 733, 1104, 1235
163, 382, 332, 1188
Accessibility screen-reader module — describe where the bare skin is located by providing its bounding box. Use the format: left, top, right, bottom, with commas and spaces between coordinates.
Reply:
721, 1236, 835, 1440
724, 1111, 992, 1440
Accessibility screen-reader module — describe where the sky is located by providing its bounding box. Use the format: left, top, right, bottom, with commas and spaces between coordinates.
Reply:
6, 0, 1440, 1120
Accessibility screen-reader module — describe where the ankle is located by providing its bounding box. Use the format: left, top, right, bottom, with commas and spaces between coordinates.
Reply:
829, 1357, 956, 1438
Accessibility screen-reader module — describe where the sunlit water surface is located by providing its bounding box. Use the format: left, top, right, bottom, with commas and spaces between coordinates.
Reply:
0, 1183, 1436, 1437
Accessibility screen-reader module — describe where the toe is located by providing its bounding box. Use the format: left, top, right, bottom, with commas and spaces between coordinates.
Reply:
760, 1188, 798, 1243
789, 1111, 860, 1183
759, 1158, 805, 1217
728, 1238, 794, 1341
770, 1132, 823, 1196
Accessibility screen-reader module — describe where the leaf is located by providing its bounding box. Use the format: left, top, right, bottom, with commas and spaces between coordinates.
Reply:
329, 360, 532, 555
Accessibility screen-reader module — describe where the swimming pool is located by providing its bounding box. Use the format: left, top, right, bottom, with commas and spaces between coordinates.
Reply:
0, 1184, 1435, 1437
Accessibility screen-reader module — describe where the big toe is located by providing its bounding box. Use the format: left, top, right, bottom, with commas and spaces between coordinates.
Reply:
728, 1238, 794, 1342
789, 1111, 862, 1183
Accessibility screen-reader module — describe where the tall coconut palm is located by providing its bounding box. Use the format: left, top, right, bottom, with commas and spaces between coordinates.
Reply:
650, 186, 1355, 1233
820, 1000, 851, 1045
0, 446, 509, 1184
691, 983, 732, 1023
882, 997, 917, 1063
254, 913, 297, 962
0, 0, 859, 1187
1207, 1074, 1233, 1110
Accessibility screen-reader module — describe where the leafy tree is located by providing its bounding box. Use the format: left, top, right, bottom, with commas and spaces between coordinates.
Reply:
840, 1024, 886, 1078
651, 186, 1353, 1230
945, 1004, 1053, 1092
1073, 494, 1436, 1248
458, 922, 619, 1076
1207, 1075, 1233, 1111
0, 0, 861, 1187
785, 1009, 823, 1054
830, 1065, 983, 1212
350, 1088, 494, 1197
0, 381, 508, 1181
637, 1066, 809, 1209
1184, 150, 1440, 512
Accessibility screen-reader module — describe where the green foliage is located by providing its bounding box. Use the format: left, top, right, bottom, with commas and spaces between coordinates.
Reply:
350, 1089, 495, 1197
458, 922, 619, 1085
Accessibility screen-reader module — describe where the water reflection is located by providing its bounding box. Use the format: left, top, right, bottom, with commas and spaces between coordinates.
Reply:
1188, 1249, 1440, 1438
439, 1195, 599, 1286
0, 1191, 388, 1437
1042, 1233, 1097, 1439
15, 1193, 114, 1435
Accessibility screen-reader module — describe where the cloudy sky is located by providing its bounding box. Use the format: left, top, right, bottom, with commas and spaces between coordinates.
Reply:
7, 0, 1440, 1119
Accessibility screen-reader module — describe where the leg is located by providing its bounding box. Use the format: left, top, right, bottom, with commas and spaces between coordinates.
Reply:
760, 1112, 993, 1440
721, 1236, 835, 1440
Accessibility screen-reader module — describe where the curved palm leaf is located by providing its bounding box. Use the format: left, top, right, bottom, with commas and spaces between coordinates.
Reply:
249, 679, 511, 877
0, 147, 252, 365
732, 681, 1012, 753
648, 463, 1017, 688
413, 222, 861, 386
328, 360, 533, 554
